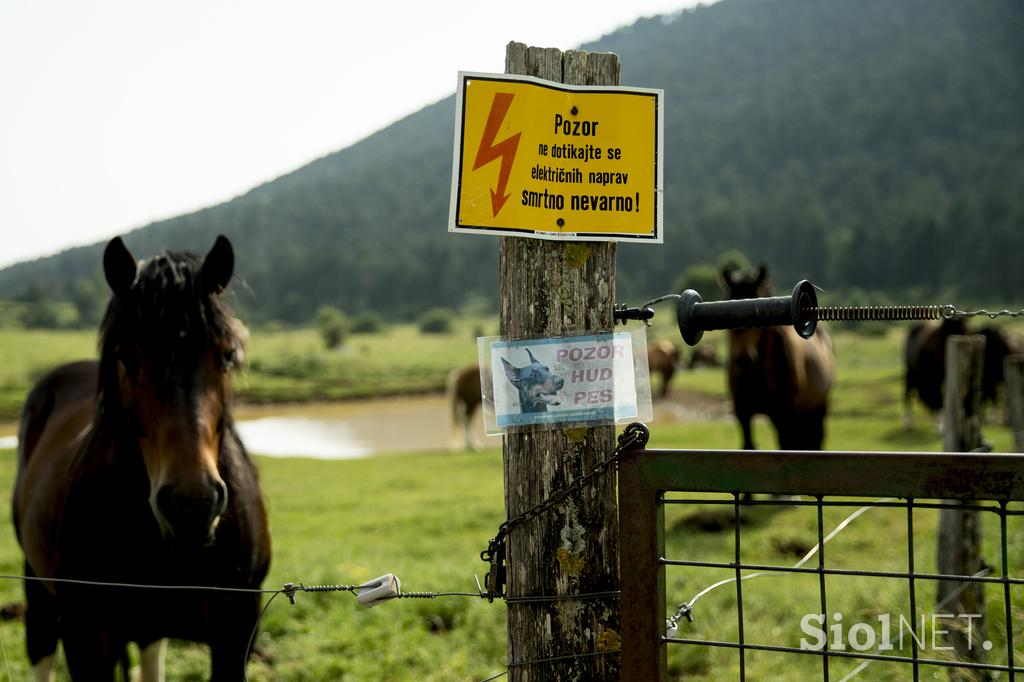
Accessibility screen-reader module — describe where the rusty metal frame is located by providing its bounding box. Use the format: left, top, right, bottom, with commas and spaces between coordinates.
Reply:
618, 448, 1024, 680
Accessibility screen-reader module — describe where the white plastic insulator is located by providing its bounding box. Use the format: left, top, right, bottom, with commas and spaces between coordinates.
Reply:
355, 573, 402, 608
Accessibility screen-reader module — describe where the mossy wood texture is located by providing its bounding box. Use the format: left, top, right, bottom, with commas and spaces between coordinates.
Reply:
499, 42, 621, 681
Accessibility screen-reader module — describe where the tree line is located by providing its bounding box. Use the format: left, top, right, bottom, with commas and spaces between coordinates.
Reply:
1, 0, 1020, 327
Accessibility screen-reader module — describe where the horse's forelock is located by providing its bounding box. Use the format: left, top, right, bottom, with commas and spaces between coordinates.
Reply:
98, 250, 246, 379
723, 268, 774, 301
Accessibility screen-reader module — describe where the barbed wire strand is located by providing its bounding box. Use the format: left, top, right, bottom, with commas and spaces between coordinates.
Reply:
0, 572, 625, 680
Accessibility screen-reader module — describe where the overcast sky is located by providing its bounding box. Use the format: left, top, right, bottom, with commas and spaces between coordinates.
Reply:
0, 0, 709, 268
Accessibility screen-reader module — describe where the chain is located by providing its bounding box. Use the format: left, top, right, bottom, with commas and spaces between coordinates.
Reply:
480, 422, 650, 601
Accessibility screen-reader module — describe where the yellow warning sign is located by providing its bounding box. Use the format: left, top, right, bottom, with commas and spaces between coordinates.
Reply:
448, 72, 664, 242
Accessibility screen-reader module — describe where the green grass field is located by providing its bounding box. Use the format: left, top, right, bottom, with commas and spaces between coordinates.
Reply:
0, 322, 1020, 679
0, 320, 491, 421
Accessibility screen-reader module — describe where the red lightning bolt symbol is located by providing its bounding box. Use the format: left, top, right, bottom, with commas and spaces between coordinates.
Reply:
473, 92, 521, 217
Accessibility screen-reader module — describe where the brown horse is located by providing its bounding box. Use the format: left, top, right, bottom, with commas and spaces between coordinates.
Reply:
979, 325, 1024, 405
688, 344, 720, 370
904, 318, 1023, 427
722, 265, 834, 450
447, 363, 482, 450
902, 318, 966, 427
13, 236, 271, 681
647, 339, 680, 398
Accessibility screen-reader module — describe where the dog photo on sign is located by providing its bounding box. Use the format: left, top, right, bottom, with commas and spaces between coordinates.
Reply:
500, 348, 565, 414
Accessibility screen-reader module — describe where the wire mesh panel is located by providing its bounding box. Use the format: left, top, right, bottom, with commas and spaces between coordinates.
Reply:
618, 448, 1024, 681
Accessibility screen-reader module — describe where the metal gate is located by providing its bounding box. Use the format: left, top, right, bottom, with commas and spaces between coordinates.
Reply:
619, 447, 1024, 680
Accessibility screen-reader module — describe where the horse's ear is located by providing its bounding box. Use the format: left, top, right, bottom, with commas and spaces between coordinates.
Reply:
720, 267, 735, 291
201, 235, 234, 294
754, 264, 769, 288
103, 237, 138, 297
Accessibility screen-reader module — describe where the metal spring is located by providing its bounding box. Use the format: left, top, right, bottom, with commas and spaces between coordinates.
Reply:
299, 584, 357, 593
803, 305, 946, 322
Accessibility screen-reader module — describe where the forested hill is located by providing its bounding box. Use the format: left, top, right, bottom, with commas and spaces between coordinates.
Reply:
2, 0, 1022, 324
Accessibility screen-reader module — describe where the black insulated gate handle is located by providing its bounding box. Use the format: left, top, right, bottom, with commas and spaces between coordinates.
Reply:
676, 280, 819, 346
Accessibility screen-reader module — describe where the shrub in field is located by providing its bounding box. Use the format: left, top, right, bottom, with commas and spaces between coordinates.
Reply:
351, 311, 384, 334
717, 249, 752, 277
316, 305, 350, 349
675, 264, 722, 301
418, 307, 453, 334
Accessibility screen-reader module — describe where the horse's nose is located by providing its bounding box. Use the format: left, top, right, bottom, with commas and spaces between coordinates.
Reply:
155, 476, 228, 544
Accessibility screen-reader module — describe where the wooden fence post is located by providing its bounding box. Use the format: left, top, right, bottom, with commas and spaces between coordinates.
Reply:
1006, 354, 1024, 452
937, 334, 987, 679
500, 42, 621, 681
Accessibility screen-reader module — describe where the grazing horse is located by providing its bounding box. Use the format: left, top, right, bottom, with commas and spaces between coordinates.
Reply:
447, 363, 481, 450
13, 236, 271, 681
904, 319, 1023, 426
688, 344, 720, 370
647, 339, 680, 398
979, 325, 1024, 405
902, 318, 967, 427
722, 265, 834, 450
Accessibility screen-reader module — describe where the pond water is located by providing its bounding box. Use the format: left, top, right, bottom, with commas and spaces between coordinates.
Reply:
233, 395, 500, 459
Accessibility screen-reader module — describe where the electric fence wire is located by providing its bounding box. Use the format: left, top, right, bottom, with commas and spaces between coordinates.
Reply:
0, 570, 623, 681
0, 571, 496, 681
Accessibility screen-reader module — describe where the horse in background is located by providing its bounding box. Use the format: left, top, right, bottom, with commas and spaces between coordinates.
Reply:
647, 339, 680, 398
979, 324, 1024, 406
722, 265, 835, 450
688, 344, 720, 370
448, 363, 482, 450
904, 318, 1023, 427
14, 236, 270, 680
902, 318, 967, 428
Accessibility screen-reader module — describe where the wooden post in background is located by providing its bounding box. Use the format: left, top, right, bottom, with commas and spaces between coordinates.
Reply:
937, 334, 987, 680
500, 42, 621, 681
1006, 354, 1024, 452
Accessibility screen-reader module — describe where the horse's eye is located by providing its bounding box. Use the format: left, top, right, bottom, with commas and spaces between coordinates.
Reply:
222, 348, 237, 370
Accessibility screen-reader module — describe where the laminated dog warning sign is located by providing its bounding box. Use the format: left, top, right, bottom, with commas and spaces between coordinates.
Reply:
449, 71, 664, 242
476, 328, 653, 433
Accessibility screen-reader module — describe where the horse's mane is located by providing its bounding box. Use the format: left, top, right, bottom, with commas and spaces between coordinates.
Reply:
96, 250, 247, 417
